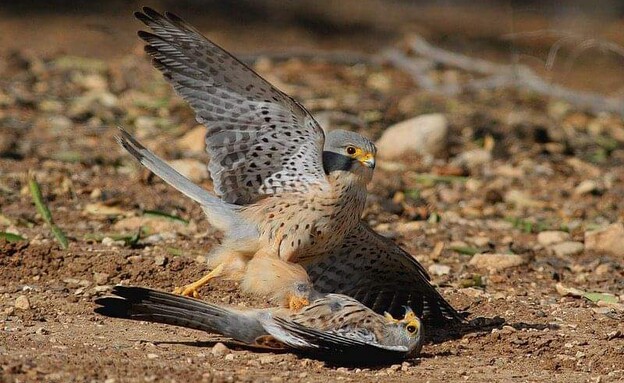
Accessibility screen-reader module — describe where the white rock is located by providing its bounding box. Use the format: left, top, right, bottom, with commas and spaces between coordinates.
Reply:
550, 241, 584, 257
170, 159, 208, 183
452, 149, 492, 168
574, 180, 599, 195
376, 114, 448, 159
469, 253, 525, 272
211, 342, 229, 357
15, 295, 31, 310
537, 231, 570, 246
428, 264, 451, 276
585, 223, 624, 257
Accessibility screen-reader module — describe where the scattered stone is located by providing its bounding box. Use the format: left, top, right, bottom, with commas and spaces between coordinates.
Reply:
537, 231, 570, 246
178, 125, 207, 154
224, 354, 235, 361
211, 342, 229, 357
504, 190, 546, 208
48, 115, 72, 131
93, 272, 109, 285
143, 232, 176, 244
35, 327, 49, 335
574, 180, 600, 195
469, 253, 525, 272
376, 113, 448, 159
555, 283, 584, 298
153, 254, 167, 267
452, 149, 492, 168
15, 295, 31, 310
459, 287, 485, 298
585, 223, 624, 257
170, 159, 209, 183
146, 353, 158, 359
93, 285, 112, 293
550, 241, 584, 257
428, 263, 451, 276
594, 263, 613, 276
607, 330, 622, 340
101, 237, 125, 247
259, 355, 279, 365
470, 236, 491, 248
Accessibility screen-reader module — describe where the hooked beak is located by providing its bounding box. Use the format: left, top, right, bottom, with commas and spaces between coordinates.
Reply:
358, 152, 376, 169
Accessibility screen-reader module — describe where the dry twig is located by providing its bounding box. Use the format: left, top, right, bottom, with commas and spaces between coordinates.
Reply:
385, 35, 624, 116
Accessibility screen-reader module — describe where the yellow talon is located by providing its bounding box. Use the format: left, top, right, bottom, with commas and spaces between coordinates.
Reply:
173, 263, 224, 298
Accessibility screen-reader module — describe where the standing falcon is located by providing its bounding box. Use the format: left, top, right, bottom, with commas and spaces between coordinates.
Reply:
126, 8, 377, 310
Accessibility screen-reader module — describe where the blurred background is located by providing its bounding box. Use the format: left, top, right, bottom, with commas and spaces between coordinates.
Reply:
2, 0, 624, 94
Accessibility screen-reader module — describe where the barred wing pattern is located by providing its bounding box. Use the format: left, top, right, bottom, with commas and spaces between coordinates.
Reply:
136, 8, 328, 204
305, 222, 465, 327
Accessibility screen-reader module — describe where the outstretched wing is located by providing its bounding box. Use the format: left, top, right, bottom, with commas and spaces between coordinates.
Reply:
262, 316, 409, 363
305, 221, 466, 327
136, 8, 328, 204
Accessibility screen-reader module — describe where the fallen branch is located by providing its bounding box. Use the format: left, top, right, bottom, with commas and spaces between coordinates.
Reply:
385, 35, 624, 116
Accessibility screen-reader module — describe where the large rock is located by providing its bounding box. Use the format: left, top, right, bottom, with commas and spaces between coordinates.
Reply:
376, 114, 448, 159
585, 223, 624, 257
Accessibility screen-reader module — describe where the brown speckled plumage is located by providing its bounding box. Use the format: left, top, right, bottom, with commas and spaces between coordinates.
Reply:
130, 8, 374, 306
118, 7, 463, 326
96, 286, 424, 362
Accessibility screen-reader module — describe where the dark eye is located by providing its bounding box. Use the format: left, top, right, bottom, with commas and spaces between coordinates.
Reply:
346, 146, 356, 155
407, 325, 417, 333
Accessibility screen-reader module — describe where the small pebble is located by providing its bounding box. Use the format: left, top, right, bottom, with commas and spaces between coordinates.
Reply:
537, 231, 570, 246
211, 342, 229, 357
15, 295, 31, 310
428, 263, 451, 276
153, 254, 167, 266
550, 241, 584, 257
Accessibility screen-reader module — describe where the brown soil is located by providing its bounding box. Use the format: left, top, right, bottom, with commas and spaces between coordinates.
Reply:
2, 3, 624, 383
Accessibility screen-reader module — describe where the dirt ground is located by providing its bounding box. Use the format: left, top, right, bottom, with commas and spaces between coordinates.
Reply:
2, 3, 624, 383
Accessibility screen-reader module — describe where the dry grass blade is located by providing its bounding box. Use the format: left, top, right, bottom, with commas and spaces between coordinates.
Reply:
28, 174, 69, 249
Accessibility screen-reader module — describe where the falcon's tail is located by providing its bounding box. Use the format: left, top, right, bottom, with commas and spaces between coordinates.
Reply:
116, 127, 238, 231
95, 286, 266, 344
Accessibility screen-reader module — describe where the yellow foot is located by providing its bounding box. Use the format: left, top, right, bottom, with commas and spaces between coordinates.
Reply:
288, 295, 310, 311
173, 263, 225, 298
173, 284, 201, 298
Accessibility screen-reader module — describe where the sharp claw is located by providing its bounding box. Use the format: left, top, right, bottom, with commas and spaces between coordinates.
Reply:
173, 286, 201, 298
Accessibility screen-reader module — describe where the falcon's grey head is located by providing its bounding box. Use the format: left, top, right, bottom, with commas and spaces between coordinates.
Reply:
322, 129, 376, 183
384, 307, 424, 356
